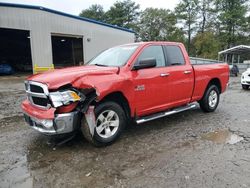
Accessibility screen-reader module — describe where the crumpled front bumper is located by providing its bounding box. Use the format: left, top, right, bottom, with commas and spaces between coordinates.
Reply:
22, 100, 80, 135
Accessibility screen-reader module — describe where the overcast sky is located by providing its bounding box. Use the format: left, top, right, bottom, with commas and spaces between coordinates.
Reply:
0, 0, 180, 15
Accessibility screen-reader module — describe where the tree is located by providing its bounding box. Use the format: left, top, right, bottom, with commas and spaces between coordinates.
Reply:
193, 32, 220, 59
175, 0, 199, 54
198, 0, 217, 33
237, 15, 250, 44
216, 0, 249, 48
105, 0, 140, 29
137, 8, 185, 42
78, 0, 250, 59
79, 4, 105, 22
192, 0, 218, 58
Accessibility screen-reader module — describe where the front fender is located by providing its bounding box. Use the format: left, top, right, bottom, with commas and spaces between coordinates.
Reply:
72, 74, 136, 117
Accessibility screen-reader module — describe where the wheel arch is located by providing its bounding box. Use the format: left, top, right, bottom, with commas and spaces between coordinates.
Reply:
97, 91, 132, 120
207, 78, 222, 94
199, 78, 222, 102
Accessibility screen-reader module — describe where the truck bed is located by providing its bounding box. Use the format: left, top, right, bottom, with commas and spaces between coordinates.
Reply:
191, 63, 229, 102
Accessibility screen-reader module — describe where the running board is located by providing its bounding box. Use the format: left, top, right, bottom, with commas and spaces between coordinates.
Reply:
136, 103, 197, 124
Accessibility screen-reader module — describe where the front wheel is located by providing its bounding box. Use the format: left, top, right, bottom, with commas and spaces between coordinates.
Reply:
242, 85, 249, 90
81, 101, 126, 146
199, 85, 220, 113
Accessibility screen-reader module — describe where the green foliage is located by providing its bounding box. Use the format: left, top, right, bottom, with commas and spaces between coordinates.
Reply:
105, 0, 140, 29
137, 8, 185, 42
79, 4, 105, 22
197, 0, 217, 33
175, 0, 199, 54
79, 0, 250, 59
193, 32, 220, 59
216, 0, 249, 48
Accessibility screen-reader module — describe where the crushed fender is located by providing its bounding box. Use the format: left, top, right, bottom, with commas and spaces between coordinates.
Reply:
84, 106, 96, 136
79, 88, 98, 113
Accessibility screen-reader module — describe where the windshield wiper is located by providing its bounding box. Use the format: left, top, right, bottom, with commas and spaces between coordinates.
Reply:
93, 64, 108, 67
170, 63, 182, 66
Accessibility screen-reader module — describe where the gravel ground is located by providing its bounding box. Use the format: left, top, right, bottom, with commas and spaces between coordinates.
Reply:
0, 75, 250, 188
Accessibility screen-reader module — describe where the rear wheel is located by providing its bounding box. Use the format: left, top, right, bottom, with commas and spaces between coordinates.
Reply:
242, 85, 249, 90
81, 101, 126, 147
199, 85, 220, 112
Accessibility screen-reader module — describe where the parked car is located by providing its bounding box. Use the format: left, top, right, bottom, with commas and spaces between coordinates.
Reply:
0, 63, 14, 75
21, 42, 230, 146
241, 68, 250, 90
229, 64, 239, 76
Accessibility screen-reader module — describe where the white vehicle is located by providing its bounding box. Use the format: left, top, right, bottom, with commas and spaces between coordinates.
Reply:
241, 68, 250, 90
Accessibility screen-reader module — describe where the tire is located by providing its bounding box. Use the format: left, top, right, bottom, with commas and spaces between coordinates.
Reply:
81, 101, 126, 147
199, 85, 220, 113
242, 85, 249, 90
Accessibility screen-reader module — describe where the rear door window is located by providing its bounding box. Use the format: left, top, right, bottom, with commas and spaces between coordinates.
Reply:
164, 45, 185, 66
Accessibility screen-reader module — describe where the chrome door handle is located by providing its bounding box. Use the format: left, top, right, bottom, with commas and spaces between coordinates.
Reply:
160, 73, 170, 77
184, 70, 192, 74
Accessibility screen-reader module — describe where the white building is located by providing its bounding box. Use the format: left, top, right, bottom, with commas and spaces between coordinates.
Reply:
0, 2, 135, 73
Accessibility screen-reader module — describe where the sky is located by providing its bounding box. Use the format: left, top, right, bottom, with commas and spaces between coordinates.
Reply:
0, 0, 180, 15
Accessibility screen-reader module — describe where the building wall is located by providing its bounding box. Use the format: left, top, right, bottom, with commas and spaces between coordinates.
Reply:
0, 6, 135, 70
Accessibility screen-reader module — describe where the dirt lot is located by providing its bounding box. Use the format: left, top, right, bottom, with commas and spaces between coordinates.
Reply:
0, 75, 250, 188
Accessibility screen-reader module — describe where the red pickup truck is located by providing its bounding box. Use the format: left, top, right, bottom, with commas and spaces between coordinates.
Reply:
22, 42, 229, 146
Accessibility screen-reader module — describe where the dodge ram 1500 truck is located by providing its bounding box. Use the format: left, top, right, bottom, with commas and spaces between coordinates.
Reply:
22, 42, 229, 146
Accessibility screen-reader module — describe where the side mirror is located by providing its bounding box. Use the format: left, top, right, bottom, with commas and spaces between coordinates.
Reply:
133, 58, 156, 70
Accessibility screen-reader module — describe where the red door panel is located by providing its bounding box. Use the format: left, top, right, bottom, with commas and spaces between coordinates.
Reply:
163, 45, 194, 108
132, 67, 171, 116
165, 65, 194, 107
131, 45, 171, 116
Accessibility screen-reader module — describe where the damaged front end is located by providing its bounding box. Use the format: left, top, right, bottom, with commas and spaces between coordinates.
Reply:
77, 88, 98, 137
22, 81, 98, 137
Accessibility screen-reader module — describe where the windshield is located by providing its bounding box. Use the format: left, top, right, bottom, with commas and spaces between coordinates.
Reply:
88, 45, 139, 67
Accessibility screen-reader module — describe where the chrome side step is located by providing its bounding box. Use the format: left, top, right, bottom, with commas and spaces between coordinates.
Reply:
136, 103, 197, 124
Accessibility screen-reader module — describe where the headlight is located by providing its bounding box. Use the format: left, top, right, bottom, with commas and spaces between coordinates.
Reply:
49, 90, 83, 107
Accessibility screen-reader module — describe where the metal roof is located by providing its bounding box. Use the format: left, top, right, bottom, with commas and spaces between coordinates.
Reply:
0, 2, 135, 34
218, 45, 250, 55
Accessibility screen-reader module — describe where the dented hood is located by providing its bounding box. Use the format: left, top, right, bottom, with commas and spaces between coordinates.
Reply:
27, 65, 119, 89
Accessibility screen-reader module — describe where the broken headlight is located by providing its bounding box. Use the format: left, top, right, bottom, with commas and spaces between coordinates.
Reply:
49, 90, 84, 108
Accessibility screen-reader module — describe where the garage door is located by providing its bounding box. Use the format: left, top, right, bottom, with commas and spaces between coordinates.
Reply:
51, 35, 83, 68
0, 28, 32, 74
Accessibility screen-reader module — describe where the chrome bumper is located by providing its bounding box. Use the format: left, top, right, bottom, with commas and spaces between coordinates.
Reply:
24, 111, 80, 135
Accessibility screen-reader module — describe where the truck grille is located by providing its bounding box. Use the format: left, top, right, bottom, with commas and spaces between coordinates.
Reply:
25, 81, 50, 109
30, 85, 44, 93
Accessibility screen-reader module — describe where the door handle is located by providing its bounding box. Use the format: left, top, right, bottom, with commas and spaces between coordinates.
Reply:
184, 70, 192, 74
160, 73, 170, 77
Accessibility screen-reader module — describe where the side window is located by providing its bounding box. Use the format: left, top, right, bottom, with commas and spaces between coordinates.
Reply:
137, 46, 165, 67
164, 45, 185, 66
